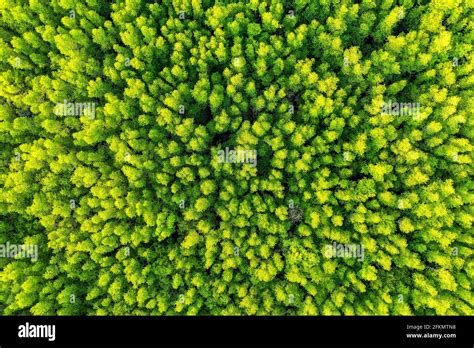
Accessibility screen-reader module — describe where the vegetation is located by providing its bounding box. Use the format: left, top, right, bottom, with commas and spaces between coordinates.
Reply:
0, 0, 473, 315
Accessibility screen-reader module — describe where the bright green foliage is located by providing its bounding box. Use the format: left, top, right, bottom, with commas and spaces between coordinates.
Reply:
0, 0, 473, 316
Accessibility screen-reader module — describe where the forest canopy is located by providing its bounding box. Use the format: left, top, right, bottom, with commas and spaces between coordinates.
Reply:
0, 0, 473, 315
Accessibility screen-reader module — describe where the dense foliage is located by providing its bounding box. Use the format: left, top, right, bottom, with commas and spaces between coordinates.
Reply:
0, 0, 473, 315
